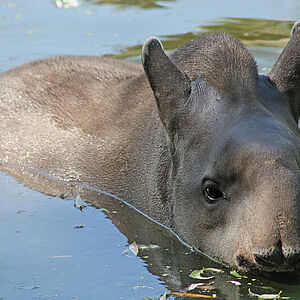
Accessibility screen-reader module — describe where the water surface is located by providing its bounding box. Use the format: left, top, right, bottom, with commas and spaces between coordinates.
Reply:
1, 0, 300, 299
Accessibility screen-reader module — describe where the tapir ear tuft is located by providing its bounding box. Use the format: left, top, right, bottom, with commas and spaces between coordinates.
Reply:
268, 21, 300, 121
142, 36, 191, 133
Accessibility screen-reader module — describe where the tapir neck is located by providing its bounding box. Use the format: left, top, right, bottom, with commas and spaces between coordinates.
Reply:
0, 56, 173, 226
118, 75, 174, 225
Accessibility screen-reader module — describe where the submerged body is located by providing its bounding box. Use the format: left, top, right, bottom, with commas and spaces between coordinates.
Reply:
0, 56, 170, 222
1, 22, 300, 274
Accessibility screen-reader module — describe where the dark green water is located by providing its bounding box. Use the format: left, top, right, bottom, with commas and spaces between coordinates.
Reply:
1, 0, 300, 299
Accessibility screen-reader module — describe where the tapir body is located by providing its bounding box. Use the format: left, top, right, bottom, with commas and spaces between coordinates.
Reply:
1, 22, 300, 274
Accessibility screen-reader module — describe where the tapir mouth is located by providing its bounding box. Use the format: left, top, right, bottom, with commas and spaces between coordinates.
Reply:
236, 253, 300, 274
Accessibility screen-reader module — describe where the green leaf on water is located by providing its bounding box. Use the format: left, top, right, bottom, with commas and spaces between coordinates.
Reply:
15, 285, 40, 290
201, 267, 224, 274
230, 270, 243, 278
159, 289, 167, 300
190, 270, 215, 280
187, 282, 216, 291
138, 244, 160, 250
100, 208, 109, 212
248, 289, 289, 299
74, 194, 86, 211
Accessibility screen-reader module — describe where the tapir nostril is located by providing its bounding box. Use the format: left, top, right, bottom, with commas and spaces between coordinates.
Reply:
283, 247, 300, 266
254, 252, 282, 269
253, 242, 300, 271
253, 242, 284, 270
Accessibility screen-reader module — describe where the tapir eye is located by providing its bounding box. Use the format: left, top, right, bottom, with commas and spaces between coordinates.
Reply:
203, 181, 224, 203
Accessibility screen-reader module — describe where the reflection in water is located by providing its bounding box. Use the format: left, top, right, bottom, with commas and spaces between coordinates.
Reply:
1, 163, 297, 299
85, 0, 174, 9
106, 18, 294, 59
200, 18, 294, 47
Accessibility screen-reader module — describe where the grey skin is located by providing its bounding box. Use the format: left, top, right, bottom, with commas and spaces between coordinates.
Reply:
1, 22, 300, 274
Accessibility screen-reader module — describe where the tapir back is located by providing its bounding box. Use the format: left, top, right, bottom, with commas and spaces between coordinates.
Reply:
0, 55, 170, 222
0, 55, 143, 135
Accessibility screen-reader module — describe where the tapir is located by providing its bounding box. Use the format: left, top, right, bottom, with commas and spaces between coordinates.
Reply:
1, 21, 300, 274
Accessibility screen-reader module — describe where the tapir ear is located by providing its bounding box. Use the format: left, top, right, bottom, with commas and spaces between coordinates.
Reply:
142, 37, 191, 133
268, 21, 300, 121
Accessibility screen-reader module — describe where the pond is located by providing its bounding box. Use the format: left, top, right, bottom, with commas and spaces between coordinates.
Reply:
0, 0, 300, 299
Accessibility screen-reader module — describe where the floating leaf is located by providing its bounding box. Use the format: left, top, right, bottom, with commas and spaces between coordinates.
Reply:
74, 194, 86, 211
159, 289, 167, 300
188, 282, 215, 291
100, 208, 109, 212
172, 292, 215, 298
230, 280, 242, 286
124, 243, 160, 257
230, 270, 243, 278
129, 241, 139, 256
197, 286, 215, 291
189, 268, 223, 281
248, 289, 289, 299
256, 294, 284, 299
188, 283, 207, 291
15, 285, 40, 290
47, 255, 72, 258
190, 270, 215, 280
138, 244, 160, 250
74, 225, 84, 228
201, 268, 224, 274
132, 285, 154, 290
55, 0, 79, 8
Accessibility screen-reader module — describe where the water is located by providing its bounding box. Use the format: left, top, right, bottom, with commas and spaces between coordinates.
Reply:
0, 0, 300, 299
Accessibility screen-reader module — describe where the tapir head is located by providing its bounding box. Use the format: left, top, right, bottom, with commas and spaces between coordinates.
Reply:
142, 21, 300, 273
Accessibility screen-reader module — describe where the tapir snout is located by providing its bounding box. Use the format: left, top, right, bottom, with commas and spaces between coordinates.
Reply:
237, 166, 300, 272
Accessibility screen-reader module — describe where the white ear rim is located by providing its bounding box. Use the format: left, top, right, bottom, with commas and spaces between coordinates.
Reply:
291, 21, 300, 37
141, 36, 164, 63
